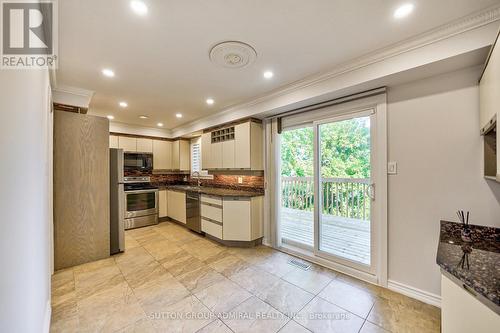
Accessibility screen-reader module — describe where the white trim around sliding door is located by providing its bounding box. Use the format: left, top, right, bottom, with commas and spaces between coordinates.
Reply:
271, 93, 388, 287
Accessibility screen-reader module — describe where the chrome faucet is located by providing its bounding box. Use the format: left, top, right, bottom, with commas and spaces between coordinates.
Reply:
192, 171, 201, 187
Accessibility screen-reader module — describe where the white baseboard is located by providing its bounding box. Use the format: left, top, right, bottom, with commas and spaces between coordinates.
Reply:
388, 280, 441, 308
43, 299, 51, 333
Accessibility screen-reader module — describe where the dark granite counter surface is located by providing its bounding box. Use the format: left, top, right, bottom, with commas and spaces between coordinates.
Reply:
156, 184, 264, 197
436, 220, 500, 310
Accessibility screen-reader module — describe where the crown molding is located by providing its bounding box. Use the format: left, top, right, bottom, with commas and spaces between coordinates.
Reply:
52, 84, 95, 109
171, 4, 500, 135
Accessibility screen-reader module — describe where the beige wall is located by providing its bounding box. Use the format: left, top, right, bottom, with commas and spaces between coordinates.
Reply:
0, 69, 53, 332
387, 66, 500, 297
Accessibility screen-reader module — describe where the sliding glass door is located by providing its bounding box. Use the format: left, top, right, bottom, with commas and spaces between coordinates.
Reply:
279, 109, 376, 273
280, 126, 315, 249
316, 113, 373, 268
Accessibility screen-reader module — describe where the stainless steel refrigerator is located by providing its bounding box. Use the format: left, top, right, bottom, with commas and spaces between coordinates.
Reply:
110, 148, 125, 254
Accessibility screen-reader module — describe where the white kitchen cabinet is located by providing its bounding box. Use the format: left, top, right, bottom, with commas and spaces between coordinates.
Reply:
223, 197, 263, 241
153, 140, 172, 170
109, 135, 119, 149
172, 140, 190, 171
222, 140, 235, 169
201, 133, 211, 170
167, 190, 186, 223
201, 120, 263, 170
234, 121, 263, 169
480, 31, 500, 182
480, 32, 500, 130
118, 136, 137, 152
441, 274, 500, 333
211, 142, 223, 169
201, 194, 224, 238
158, 189, 168, 218
136, 138, 153, 153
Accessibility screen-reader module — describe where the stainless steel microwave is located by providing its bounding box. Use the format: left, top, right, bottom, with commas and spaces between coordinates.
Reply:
124, 152, 153, 172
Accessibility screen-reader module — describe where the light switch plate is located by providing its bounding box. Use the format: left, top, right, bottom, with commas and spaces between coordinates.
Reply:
237, 177, 243, 184
388, 161, 397, 175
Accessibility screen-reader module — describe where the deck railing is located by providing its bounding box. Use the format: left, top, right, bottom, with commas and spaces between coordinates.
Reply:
281, 176, 371, 220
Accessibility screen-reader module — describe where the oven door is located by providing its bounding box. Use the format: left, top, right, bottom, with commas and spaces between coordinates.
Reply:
125, 190, 158, 218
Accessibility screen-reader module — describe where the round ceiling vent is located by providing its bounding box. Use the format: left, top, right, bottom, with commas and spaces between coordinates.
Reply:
209, 41, 257, 69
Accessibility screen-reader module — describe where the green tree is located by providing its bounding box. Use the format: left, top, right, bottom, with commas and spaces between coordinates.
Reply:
280, 117, 370, 178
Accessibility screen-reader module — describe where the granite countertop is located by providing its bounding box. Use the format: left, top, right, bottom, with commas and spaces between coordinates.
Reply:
157, 184, 264, 197
436, 220, 500, 310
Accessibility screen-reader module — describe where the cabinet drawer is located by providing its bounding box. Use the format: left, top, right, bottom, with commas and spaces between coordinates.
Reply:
201, 218, 222, 239
201, 195, 222, 206
201, 203, 222, 222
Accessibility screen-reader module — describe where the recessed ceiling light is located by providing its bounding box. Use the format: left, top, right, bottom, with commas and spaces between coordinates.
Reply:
263, 71, 274, 79
206, 98, 215, 105
176, 113, 183, 118
157, 122, 164, 127
101, 68, 115, 77
107, 115, 115, 120
139, 115, 148, 119
130, 0, 148, 16
119, 101, 128, 108
394, 3, 414, 19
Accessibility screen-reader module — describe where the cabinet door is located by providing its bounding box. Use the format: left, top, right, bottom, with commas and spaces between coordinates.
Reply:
171, 141, 180, 170
118, 136, 137, 152
159, 190, 167, 218
201, 133, 211, 170
211, 142, 223, 169
222, 140, 235, 169
109, 135, 119, 149
234, 123, 250, 168
136, 138, 153, 153
480, 38, 500, 129
179, 140, 190, 171
167, 190, 186, 223
223, 198, 251, 241
441, 274, 500, 333
153, 140, 172, 170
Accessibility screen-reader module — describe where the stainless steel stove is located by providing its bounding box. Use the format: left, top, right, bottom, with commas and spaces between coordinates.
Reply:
123, 176, 159, 230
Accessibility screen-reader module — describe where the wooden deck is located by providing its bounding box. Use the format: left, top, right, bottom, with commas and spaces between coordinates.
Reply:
281, 207, 371, 265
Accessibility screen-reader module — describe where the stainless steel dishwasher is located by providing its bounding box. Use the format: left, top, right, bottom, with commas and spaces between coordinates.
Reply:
186, 192, 201, 233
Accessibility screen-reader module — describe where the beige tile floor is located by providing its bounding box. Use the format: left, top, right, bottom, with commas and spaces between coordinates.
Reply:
51, 221, 440, 333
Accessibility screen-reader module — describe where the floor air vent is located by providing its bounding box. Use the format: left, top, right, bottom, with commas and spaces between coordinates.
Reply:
288, 258, 311, 271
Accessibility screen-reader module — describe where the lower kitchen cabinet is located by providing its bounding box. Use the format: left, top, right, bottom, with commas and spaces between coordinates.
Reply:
167, 190, 186, 223
441, 274, 500, 333
158, 190, 168, 218
223, 197, 263, 241
200, 194, 263, 242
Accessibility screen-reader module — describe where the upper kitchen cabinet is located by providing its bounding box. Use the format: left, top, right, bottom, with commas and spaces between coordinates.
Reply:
109, 135, 119, 149
201, 119, 263, 170
136, 138, 153, 153
480, 31, 499, 130
479, 30, 499, 182
152, 140, 172, 170
118, 136, 137, 152
201, 132, 212, 169
172, 140, 190, 171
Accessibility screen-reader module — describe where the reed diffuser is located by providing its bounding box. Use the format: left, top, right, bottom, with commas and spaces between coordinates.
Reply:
457, 210, 472, 242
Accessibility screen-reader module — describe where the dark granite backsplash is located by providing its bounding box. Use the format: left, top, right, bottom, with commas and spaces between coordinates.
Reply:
124, 170, 264, 192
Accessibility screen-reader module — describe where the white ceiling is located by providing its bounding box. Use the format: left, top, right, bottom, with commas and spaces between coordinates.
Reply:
57, 0, 500, 130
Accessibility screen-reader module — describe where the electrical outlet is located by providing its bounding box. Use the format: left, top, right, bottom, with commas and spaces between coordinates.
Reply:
237, 176, 243, 184
388, 161, 398, 175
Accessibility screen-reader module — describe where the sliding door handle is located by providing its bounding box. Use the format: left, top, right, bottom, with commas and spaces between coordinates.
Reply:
366, 183, 375, 201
